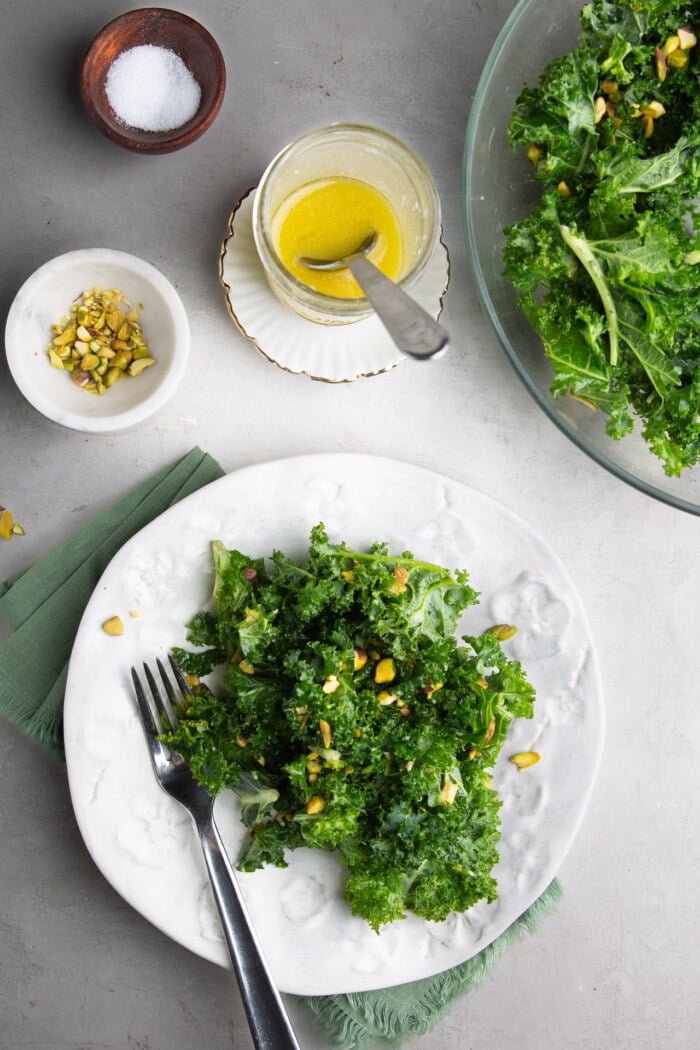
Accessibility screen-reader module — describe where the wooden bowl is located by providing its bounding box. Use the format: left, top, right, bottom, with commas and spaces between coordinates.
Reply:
81, 8, 226, 154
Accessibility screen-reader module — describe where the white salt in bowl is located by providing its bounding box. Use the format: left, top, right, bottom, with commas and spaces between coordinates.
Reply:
5, 249, 190, 433
81, 8, 226, 154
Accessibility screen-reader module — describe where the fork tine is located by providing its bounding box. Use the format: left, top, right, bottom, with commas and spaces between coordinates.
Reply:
131, 667, 159, 746
156, 657, 179, 730
143, 662, 168, 734
169, 652, 194, 703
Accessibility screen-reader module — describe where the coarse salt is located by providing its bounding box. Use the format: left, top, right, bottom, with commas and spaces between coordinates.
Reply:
105, 44, 202, 133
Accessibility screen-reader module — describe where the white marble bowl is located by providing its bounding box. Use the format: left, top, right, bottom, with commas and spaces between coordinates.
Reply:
5, 249, 189, 433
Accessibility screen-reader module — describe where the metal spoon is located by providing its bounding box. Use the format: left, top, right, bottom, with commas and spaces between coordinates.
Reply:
299, 232, 449, 361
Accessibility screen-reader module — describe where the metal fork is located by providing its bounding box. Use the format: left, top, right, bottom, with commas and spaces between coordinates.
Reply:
131, 656, 300, 1050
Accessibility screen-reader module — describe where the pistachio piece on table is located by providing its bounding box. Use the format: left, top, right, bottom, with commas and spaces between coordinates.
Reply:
0, 508, 15, 541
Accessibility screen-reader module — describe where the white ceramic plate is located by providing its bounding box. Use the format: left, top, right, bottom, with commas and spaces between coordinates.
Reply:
218, 191, 450, 382
64, 454, 604, 995
5, 249, 189, 433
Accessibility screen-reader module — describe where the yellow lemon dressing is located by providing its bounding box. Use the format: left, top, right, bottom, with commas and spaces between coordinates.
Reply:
272, 177, 403, 298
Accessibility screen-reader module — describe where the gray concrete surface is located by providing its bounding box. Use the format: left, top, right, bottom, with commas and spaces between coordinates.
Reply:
1, 1, 698, 1048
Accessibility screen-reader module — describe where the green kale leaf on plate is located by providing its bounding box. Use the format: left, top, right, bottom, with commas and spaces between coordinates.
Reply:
163, 524, 536, 930
505, 0, 700, 475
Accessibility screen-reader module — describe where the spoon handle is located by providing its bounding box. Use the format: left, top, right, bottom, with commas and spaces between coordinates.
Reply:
346, 255, 449, 360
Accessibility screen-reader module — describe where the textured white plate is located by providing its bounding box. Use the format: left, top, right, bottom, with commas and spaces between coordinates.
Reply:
218, 191, 450, 382
64, 455, 604, 995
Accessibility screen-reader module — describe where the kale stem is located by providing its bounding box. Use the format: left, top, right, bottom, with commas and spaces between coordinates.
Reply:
560, 224, 619, 366
332, 546, 454, 577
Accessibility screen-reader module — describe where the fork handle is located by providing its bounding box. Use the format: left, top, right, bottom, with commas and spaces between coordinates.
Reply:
197, 816, 300, 1050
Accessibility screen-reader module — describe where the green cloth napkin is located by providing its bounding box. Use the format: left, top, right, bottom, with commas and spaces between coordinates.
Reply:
0, 446, 224, 758
299, 878, 562, 1048
0, 447, 562, 1048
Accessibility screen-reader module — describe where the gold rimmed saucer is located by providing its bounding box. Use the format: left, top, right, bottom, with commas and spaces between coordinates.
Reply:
218, 188, 450, 383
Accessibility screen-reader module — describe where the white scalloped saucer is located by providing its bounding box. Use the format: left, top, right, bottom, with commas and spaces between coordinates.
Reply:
218, 189, 450, 382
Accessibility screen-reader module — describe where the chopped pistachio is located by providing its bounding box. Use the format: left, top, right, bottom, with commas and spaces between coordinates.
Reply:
662, 34, 681, 56
0, 509, 15, 542
388, 566, 409, 594
655, 47, 668, 81
374, 657, 396, 684
128, 357, 155, 377
667, 49, 688, 68
526, 143, 542, 165
510, 751, 541, 771
353, 648, 368, 671
52, 327, 76, 346
102, 616, 124, 636
319, 719, 332, 748
486, 623, 518, 641
111, 350, 133, 370
557, 181, 572, 198
642, 101, 666, 118
306, 796, 326, 814
593, 96, 606, 123
46, 287, 153, 395
677, 27, 697, 49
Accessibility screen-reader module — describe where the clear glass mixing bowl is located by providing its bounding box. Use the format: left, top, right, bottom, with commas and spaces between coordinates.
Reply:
463, 0, 700, 515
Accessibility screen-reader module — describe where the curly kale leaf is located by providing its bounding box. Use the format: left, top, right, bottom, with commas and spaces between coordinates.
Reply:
504, 0, 700, 476
509, 50, 600, 181
163, 527, 536, 930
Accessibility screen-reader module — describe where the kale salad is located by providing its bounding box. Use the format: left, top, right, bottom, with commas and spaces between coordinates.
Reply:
505, 0, 700, 476
163, 525, 535, 931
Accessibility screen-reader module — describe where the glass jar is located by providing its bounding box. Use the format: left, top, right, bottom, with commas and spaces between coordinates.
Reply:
252, 123, 440, 324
